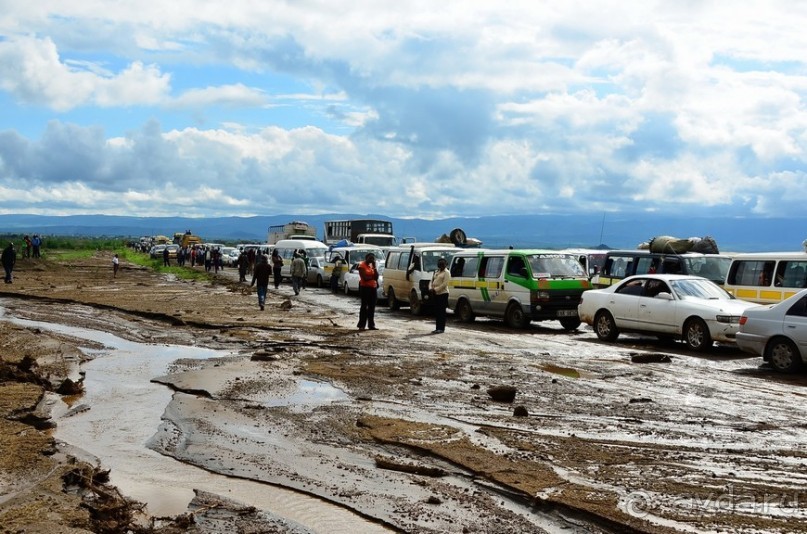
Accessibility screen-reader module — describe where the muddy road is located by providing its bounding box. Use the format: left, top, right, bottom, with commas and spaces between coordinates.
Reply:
1, 252, 806, 533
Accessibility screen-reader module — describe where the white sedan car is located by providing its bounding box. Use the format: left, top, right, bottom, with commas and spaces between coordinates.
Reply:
343, 263, 385, 301
578, 274, 759, 351
736, 288, 807, 372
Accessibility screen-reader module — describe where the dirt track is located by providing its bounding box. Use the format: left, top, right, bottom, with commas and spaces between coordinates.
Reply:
1, 251, 807, 533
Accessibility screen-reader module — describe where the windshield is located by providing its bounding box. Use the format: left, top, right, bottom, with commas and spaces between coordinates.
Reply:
682, 256, 731, 283
362, 236, 395, 247
670, 278, 732, 300
528, 254, 587, 278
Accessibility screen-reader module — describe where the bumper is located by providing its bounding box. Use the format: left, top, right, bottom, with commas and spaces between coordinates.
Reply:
735, 332, 767, 357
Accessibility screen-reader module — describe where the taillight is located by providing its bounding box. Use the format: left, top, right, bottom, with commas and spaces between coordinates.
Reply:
739, 316, 748, 326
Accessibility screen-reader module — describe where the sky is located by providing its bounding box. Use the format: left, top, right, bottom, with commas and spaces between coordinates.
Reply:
1, 1, 806, 220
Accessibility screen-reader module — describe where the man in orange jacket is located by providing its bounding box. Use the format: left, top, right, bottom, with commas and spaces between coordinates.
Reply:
357, 253, 379, 330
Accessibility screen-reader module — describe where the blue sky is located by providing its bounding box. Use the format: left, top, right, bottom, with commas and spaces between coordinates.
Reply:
1, 1, 806, 219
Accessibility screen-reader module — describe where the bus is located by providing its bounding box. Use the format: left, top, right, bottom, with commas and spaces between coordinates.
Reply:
724, 251, 807, 304
268, 221, 317, 244
323, 219, 395, 247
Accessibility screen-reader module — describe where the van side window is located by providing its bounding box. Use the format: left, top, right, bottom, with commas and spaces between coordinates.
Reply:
462, 256, 479, 277
777, 261, 807, 288
635, 257, 655, 274
480, 256, 504, 279
730, 260, 775, 287
507, 257, 526, 277
451, 258, 465, 277
400, 251, 411, 271
386, 252, 400, 270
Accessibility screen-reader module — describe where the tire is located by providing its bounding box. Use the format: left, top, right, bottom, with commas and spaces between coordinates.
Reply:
456, 299, 475, 323
387, 287, 401, 310
559, 317, 581, 331
594, 310, 619, 341
343, 282, 350, 295
410, 290, 424, 316
505, 302, 530, 329
766, 337, 803, 373
316, 274, 324, 288
683, 317, 712, 352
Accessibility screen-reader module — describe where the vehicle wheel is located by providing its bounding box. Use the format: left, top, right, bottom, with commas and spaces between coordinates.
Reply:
456, 299, 475, 323
594, 310, 619, 341
559, 317, 581, 331
343, 282, 350, 295
316, 274, 324, 288
505, 302, 530, 329
766, 337, 803, 373
387, 287, 401, 310
410, 290, 424, 316
683, 318, 712, 352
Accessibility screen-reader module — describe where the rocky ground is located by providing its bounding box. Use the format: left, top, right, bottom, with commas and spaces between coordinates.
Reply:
1, 251, 806, 533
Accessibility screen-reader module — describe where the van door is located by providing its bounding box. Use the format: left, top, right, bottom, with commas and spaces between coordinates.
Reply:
477, 255, 506, 316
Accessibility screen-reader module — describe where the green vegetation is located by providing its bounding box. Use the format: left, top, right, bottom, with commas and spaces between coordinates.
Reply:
0, 234, 213, 282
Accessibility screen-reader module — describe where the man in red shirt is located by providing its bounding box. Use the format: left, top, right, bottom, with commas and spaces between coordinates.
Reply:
357, 253, 379, 330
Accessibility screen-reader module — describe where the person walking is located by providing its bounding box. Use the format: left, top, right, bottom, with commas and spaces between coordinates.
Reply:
271, 249, 284, 289
251, 255, 271, 310
1, 242, 16, 283
330, 254, 344, 293
357, 252, 379, 330
163, 246, 170, 267
112, 253, 120, 278
291, 251, 306, 296
429, 257, 451, 333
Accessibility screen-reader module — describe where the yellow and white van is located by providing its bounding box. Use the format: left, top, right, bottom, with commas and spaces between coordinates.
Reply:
724, 251, 807, 304
384, 243, 463, 315
447, 249, 591, 330
323, 244, 385, 287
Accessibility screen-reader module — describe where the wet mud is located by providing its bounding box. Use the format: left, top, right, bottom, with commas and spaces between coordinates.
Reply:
2, 252, 807, 533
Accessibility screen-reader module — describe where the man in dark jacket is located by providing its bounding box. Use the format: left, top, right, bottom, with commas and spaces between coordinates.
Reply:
1, 242, 16, 283
250, 254, 271, 310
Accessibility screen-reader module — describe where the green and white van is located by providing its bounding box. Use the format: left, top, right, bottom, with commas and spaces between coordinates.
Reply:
447, 249, 591, 330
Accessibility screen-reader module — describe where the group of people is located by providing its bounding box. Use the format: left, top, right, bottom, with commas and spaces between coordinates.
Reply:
354, 252, 450, 334
2, 236, 46, 284
249, 248, 310, 310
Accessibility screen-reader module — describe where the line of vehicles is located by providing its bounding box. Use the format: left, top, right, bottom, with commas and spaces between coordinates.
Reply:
139, 221, 807, 373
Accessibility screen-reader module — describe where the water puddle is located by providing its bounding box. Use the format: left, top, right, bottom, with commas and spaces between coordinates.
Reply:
3, 311, 390, 533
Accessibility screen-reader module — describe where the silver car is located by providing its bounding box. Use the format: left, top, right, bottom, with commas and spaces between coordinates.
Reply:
737, 288, 807, 372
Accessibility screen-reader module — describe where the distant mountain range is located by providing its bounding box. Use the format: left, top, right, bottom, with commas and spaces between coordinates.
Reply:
0, 213, 804, 253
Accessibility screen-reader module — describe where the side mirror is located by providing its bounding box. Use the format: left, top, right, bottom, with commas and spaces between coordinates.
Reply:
656, 292, 673, 300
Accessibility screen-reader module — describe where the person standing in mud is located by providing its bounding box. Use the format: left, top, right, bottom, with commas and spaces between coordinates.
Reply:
429, 257, 451, 334
330, 254, 344, 293
290, 251, 306, 296
112, 253, 120, 278
271, 249, 283, 289
250, 255, 271, 310
357, 252, 379, 330
2, 242, 16, 283
31, 234, 41, 258
237, 250, 249, 282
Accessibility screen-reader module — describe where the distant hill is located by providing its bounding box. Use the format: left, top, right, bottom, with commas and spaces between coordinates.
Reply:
0, 213, 804, 252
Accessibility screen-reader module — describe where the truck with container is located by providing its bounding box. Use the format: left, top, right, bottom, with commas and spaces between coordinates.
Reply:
268, 221, 317, 245
323, 219, 396, 247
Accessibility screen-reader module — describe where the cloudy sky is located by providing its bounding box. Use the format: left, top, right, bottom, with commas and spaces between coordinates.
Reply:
1, 1, 805, 219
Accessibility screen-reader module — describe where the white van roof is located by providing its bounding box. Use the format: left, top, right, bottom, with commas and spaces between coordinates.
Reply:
274, 239, 328, 249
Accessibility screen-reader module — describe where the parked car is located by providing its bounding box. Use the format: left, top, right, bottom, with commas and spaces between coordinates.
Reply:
736, 288, 807, 372
149, 244, 167, 259
221, 247, 239, 266
578, 274, 758, 351
343, 262, 385, 301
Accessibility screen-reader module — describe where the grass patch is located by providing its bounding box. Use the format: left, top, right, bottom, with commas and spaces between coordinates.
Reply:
125, 251, 212, 281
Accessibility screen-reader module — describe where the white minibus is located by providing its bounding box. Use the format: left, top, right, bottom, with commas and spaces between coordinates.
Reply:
273, 239, 328, 280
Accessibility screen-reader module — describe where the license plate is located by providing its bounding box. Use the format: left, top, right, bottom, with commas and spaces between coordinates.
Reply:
557, 309, 578, 317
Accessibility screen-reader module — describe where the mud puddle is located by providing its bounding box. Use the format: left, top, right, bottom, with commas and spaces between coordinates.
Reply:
5, 313, 392, 533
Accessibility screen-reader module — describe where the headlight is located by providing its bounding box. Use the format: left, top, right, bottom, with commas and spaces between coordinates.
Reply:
715, 315, 740, 324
